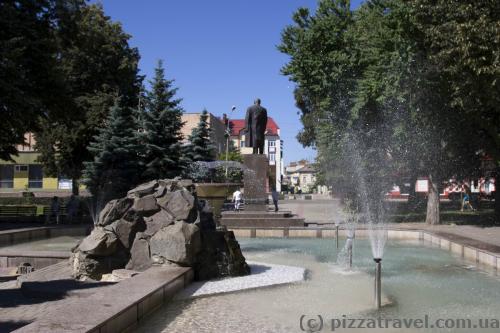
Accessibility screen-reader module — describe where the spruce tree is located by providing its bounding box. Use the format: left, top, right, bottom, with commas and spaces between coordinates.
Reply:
82, 99, 141, 202
142, 60, 185, 180
186, 109, 216, 162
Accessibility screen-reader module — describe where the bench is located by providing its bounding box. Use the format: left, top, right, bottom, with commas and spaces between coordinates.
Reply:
42, 205, 68, 224
0, 205, 39, 217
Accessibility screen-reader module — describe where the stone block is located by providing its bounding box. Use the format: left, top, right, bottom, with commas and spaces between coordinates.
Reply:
243, 154, 268, 209
126, 234, 152, 272
98, 198, 133, 226
127, 180, 159, 198
132, 194, 160, 216
150, 222, 201, 266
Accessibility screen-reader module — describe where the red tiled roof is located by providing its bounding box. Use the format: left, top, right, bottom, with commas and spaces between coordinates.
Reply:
228, 117, 280, 136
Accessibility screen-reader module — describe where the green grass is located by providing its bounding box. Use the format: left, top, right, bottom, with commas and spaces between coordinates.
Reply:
386, 200, 497, 226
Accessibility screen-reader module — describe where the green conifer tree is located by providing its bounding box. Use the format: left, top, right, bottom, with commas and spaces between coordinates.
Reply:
82, 99, 141, 201
186, 109, 216, 162
142, 60, 185, 180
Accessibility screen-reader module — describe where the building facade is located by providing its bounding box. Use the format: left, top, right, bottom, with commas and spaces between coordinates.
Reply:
228, 118, 284, 192
0, 133, 64, 191
285, 160, 317, 193
181, 112, 227, 156
0, 113, 228, 193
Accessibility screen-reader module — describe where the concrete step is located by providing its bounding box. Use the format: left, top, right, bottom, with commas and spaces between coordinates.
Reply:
221, 217, 305, 228
221, 211, 293, 218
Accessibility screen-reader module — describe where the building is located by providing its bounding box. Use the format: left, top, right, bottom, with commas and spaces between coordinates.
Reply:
0, 133, 64, 191
180, 112, 227, 155
228, 118, 284, 192
0, 113, 228, 193
285, 160, 317, 193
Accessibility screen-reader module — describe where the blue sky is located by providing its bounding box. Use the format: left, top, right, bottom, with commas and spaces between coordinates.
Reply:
98, 0, 363, 164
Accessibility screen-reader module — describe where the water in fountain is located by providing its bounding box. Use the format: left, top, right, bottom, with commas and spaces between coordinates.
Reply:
336, 201, 357, 269
87, 194, 106, 225
346, 139, 388, 260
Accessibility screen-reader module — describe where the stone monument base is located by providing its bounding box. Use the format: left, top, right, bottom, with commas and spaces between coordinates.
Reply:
243, 154, 268, 212
220, 210, 305, 228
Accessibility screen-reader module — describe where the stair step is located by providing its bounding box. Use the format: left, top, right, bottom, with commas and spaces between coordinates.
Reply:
221, 217, 305, 228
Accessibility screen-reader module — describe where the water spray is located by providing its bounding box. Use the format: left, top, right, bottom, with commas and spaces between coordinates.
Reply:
346, 237, 353, 268
374, 258, 382, 309
335, 224, 340, 249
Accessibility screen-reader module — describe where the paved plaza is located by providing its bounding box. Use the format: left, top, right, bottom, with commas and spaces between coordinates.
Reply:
281, 197, 500, 254
1, 198, 500, 331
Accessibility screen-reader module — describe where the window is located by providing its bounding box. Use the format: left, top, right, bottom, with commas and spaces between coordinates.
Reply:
240, 141, 245, 147
28, 165, 43, 188
269, 153, 275, 162
268, 141, 276, 147
58, 177, 72, 190
0, 165, 13, 188
15, 165, 28, 172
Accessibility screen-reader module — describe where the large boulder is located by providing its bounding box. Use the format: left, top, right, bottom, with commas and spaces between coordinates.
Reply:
195, 230, 250, 280
104, 217, 146, 249
127, 180, 159, 198
78, 228, 119, 256
132, 194, 160, 216
144, 209, 175, 236
71, 251, 129, 281
149, 221, 201, 266
125, 233, 152, 271
71, 178, 249, 281
98, 198, 133, 226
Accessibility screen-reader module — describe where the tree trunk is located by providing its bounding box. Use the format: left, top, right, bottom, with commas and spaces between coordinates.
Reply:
425, 174, 440, 225
72, 178, 79, 196
407, 175, 418, 211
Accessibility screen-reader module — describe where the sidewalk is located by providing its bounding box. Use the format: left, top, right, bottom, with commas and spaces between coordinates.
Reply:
280, 198, 500, 253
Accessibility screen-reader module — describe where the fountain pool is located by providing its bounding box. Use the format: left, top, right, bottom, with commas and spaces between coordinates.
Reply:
0, 235, 83, 252
135, 237, 500, 333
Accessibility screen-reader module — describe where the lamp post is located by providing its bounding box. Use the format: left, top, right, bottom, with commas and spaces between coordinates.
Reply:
225, 105, 236, 177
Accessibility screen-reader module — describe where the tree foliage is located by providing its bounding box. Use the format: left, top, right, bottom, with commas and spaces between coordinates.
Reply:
185, 109, 216, 162
279, 0, 495, 224
34, 3, 141, 194
141, 60, 185, 180
82, 99, 141, 201
0, 0, 62, 160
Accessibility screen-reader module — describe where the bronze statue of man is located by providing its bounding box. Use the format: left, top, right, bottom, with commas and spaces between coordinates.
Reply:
244, 98, 268, 154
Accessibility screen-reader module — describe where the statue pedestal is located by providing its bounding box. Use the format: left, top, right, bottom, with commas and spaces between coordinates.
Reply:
221, 154, 305, 227
243, 154, 268, 211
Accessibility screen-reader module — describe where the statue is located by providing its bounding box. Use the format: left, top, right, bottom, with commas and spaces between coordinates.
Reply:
244, 98, 268, 154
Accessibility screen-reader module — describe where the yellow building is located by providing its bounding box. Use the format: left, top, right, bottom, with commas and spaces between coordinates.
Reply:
0, 133, 61, 192
1, 113, 228, 193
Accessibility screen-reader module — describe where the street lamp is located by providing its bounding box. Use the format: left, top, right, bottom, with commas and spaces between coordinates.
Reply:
225, 105, 236, 177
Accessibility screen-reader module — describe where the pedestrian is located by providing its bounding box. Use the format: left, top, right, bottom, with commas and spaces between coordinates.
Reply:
461, 186, 475, 212
50, 196, 60, 224
66, 195, 79, 224
271, 188, 279, 212
232, 188, 243, 211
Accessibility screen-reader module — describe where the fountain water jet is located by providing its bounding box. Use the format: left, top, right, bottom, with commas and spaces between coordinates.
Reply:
336, 206, 357, 270
345, 138, 389, 308
334, 219, 341, 249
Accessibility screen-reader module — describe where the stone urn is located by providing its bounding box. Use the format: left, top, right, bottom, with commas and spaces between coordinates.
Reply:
195, 183, 241, 217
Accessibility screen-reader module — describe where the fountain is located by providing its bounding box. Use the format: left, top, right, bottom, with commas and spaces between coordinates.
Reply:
373, 257, 382, 308
336, 201, 357, 269
185, 161, 243, 218
345, 138, 389, 309
335, 222, 340, 249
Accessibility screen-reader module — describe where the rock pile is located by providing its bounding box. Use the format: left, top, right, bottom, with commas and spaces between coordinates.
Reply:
71, 179, 250, 280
